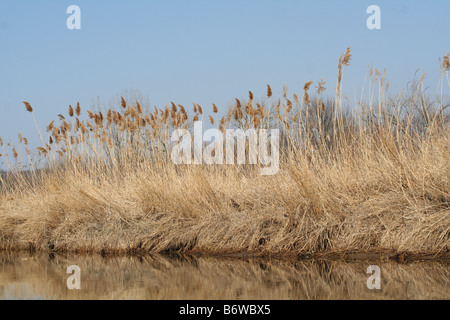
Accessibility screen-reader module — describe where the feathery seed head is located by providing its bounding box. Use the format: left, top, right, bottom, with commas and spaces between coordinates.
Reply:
267, 85, 272, 98
23, 102, 33, 113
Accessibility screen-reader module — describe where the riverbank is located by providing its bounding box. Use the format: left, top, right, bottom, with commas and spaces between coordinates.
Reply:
1, 122, 448, 258
0, 144, 448, 258
1, 51, 449, 258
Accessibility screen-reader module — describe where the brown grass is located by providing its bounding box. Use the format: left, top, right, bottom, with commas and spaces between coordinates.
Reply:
0, 49, 449, 257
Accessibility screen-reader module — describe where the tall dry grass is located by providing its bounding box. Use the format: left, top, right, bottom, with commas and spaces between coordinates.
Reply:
0, 49, 449, 257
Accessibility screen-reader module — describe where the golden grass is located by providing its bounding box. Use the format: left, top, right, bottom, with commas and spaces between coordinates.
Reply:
0, 49, 449, 257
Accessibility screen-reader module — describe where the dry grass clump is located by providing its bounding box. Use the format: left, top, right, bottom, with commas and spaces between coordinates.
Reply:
0, 49, 449, 257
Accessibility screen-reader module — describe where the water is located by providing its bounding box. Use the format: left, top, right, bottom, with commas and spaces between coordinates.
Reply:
0, 252, 448, 300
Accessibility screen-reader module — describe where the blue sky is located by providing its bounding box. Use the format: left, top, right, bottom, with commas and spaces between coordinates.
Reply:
0, 0, 449, 151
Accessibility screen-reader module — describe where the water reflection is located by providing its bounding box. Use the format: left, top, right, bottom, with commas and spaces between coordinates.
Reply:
0, 252, 448, 300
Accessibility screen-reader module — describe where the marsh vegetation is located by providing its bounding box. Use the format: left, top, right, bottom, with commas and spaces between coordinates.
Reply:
0, 49, 449, 257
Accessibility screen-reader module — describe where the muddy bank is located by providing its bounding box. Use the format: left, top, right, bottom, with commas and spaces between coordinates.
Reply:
0, 246, 448, 263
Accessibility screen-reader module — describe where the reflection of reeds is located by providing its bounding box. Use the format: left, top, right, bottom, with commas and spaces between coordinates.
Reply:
0, 50, 449, 256
0, 252, 448, 300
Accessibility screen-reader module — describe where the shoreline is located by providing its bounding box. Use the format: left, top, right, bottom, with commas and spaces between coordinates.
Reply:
1, 247, 448, 262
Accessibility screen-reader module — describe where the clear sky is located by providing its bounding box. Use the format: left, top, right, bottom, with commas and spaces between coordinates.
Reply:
0, 0, 449, 151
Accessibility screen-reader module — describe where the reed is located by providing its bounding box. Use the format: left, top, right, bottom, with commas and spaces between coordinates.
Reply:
0, 50, 448, 257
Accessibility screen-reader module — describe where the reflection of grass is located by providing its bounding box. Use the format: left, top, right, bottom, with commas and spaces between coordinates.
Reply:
0, 252, 448, 300
0, 49, 449, 256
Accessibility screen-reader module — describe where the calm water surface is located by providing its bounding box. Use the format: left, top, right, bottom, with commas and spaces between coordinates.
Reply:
0, 252, 448, 300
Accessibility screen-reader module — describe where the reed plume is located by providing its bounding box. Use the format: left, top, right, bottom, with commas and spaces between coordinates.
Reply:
267, 85, 272, 98
442, 53, 449, 71
23, 101, 33, 113
76, 102, 81, 116
303, 81, 313, 105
